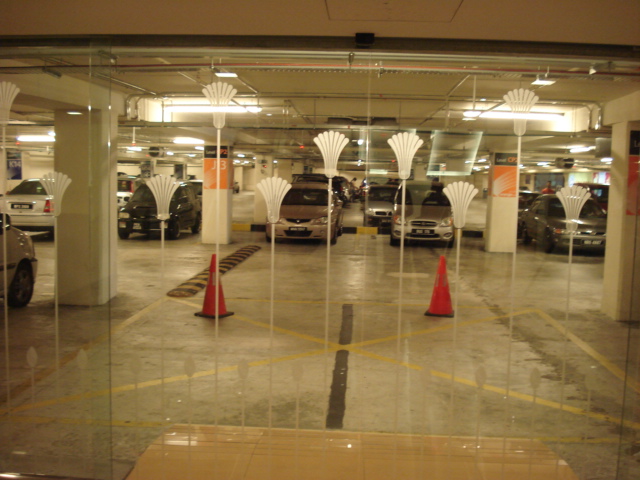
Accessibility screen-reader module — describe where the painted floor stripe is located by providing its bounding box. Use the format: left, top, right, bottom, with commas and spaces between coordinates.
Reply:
326, 304, 354, 429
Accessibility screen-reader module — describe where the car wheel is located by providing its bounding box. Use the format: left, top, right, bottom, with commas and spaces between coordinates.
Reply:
167, 220, 181, 240
540, 229, 555, 253
8, 263, 34, 308
265, 231, 271, 242
522, 224, 532, 245
118, 230, 130, 240
191, 213, 201, 234
390, 234, 400, 246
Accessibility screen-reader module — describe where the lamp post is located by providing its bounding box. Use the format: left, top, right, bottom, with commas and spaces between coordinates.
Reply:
387, 132, 423, 435
40, 171, 72, 396
0, 81, 19, 410
312, 130, 348, 431
202, 81, 237, 436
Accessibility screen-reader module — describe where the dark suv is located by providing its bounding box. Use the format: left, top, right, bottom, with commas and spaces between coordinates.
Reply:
117, 181, 202, 240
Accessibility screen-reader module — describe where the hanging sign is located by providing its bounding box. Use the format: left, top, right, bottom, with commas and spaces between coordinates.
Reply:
627, 130, 640, 216
204, 145, 232, 189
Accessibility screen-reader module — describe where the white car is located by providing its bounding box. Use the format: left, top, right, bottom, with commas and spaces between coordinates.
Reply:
389, 181, 454, 247
0, 214, 37, 307
4, 179, 55, 236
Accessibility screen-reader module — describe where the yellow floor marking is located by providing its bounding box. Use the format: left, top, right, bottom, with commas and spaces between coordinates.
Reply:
534, 309, 640, 394
9, 298, 639, 432
1, 415, 167, 428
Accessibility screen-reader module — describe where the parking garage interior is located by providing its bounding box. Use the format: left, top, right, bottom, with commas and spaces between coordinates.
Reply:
1, 3, 640, 480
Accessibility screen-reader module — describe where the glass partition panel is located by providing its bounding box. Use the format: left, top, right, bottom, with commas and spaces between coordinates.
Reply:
0, 41, 638, 480
0, 43, 115, 478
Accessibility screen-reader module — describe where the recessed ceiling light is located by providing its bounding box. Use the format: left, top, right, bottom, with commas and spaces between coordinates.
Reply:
173, 137, 204, 145
214, 72, 238, 78
67, 111, 83, 115
16, 135, 55, 142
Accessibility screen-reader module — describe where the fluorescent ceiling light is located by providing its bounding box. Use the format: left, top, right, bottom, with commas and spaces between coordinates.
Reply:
463, 110, 563, 121
537, 162, 550, 166
164, 105, 261, 113
601, 157, 613, 163
569, 146, 595, 153
17, 135, 55, 142
194, 146, 204, 151
127, 146, 142, 152
215, 72, 238, 78
531, 76, 556, 86
166, 151, 174, 156
67, 111, 83, 115
173, 137, 204, 145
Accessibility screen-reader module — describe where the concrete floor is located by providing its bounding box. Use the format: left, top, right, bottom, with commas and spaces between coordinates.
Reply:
0, 192, 638, 480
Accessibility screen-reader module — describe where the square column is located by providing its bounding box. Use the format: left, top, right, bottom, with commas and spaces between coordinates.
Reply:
55, 107, 117, 305
602, 122, 640, 321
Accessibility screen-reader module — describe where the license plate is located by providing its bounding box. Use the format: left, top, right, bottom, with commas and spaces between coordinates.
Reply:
413, 228, 433, 234
11, 204, 32, 210
133, 223, 142, 231
290, 226, 307, 231
583, 239, 602, 245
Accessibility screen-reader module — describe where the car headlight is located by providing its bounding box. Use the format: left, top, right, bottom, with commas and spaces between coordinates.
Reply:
311, 216, 328, 225
440, 216, 453, 227
393, 215, 406, 226
119, 212, 130, 219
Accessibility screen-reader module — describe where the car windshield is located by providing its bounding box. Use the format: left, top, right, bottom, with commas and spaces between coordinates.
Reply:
399, 184, 450, 206
548, 198, 606, 218
9, 180, 46, 195
283, 189, 328, 206
368, 188, 396, 202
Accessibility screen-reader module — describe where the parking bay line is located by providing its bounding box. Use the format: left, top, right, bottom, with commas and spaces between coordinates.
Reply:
12, 300, 638, 431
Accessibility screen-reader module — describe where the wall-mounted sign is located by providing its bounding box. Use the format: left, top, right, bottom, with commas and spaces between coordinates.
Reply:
494, 152, 518, 166
204, 145, 233, 189
7, 150, 22, 180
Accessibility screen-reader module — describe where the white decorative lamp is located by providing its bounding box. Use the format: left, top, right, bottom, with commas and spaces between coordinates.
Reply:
40, 171, 72, 395
146, 174, 180, 276
444, 181, 479, 231
312, 130, 348, 422
501, 88, 539, 430
202, 82, 237, 326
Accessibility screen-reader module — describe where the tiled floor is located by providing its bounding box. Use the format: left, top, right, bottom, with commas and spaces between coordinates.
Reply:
127, 424, 579, 480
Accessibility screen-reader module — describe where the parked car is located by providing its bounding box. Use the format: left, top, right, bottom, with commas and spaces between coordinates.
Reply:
389, 181, 454, 247
118, 181, 202, 240
0, 214, 37, 307
573, 183, 609, 212
292, 173, 352, 204
266, 182, 344, 244
519, 194, 607, 253
3, 179, 54, 236
362, 184, 397, 227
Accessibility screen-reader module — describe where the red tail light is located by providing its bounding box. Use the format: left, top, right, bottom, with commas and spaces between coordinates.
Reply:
44, 199, 52, 213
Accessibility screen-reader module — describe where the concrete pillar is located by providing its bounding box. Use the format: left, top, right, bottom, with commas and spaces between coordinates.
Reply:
202, 145, 233, 244
484, 153, 519, 252
55, 107, 117, 305
234, 166, 243, 192
602, 122, 640, 321
276, 160, 294, 183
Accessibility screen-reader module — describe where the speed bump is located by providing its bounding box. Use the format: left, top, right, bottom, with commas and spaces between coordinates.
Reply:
167, 245, 261, 297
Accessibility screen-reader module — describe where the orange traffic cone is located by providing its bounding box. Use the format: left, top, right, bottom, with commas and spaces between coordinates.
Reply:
424, 255, 454, 318
195, 254, 234, 319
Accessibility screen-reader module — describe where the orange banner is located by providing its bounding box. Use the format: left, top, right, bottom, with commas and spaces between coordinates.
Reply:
492, 165, 518, 198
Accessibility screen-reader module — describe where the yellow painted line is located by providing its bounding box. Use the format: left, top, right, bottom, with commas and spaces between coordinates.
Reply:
534, 309, 640, 394
232, 223, 252, 231
1, 415, 168, 428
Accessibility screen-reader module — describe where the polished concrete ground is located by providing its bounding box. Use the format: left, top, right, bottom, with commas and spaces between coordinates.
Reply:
0, 192, 638, 480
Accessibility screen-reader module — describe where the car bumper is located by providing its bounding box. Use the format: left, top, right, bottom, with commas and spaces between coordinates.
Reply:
119, 218, 166, 234
392, 225, 453, 242
556, 234, 606, 251
8, 214, 54, 230
365, 215, 392, 227
270, 222, 335, 240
